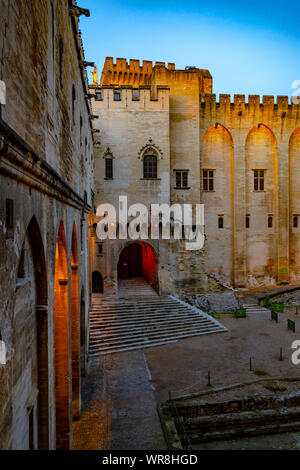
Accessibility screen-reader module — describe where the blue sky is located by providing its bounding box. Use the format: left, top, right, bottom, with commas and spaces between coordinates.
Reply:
80, 0, 299, 97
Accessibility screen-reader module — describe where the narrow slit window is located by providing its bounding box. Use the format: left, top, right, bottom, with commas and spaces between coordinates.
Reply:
17, 245, 25, 278
218, 217, 224, 229
159, 221, 163, 238
246, 216, 250, 228
59, 37, 64, 88
105, 157, 113, 179
268, 216, 273, 228
72, 84, 76, 124
5, 199, 14, 229
293, 216, 299, 228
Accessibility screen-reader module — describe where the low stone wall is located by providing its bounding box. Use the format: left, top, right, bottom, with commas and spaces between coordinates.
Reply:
183, 291, 240, 314
176, 393, 300, 418
258, 287, 300, 306
159, 378, 300, 448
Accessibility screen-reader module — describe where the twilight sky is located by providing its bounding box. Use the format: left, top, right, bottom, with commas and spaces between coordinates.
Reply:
79, 0, 300, 98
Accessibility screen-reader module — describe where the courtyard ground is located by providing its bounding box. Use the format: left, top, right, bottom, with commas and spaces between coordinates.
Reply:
73, 307, 300, 450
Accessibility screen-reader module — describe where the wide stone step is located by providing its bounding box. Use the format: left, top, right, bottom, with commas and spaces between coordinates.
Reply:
185, 407, 300, 431
91, 302, 183, 311
91, 302, 178, 312
91, 307, 186, 315
89, 321, 213, 336
90, 318, 213, 337
93, 294, 173, 305
90, 306, 197, 318
90, 311, 207, 326
89, 326, 224, 355
242, 304, 271, 314
90, 323, 220, 345
89, 338, 178, 357
188, 418, 300, 443
91, 316, 212, 330
90, 320, 210, 332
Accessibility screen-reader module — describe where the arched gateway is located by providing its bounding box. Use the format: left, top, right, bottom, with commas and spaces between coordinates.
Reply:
117, 242, 159, 293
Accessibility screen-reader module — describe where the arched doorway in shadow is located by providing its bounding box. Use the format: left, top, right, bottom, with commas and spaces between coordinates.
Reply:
13, 217, 49, 449
117, 242, 158, 292
71, 223, 80, 420
118, 243, 143, 278
54, 221, 70, 449
92, 271, 104, 293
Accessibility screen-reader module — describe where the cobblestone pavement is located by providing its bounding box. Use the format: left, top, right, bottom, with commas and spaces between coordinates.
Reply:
73, 352, 166, 450
73, 308, 300, 450
72, 358, 109, 450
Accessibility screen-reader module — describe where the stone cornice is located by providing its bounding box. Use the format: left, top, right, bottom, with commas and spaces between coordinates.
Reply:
0, 119, 91, 214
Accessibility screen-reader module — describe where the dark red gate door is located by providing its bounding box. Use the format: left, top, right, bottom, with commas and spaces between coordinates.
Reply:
118, 244, 142, 278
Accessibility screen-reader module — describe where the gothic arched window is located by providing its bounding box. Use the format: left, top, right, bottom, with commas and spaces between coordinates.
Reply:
143, 155, 157, 179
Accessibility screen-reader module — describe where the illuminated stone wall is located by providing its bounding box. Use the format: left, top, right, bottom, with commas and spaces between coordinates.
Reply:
0, 0, 93, 450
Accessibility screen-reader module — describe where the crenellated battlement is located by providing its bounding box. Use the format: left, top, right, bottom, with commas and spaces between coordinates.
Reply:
201, 94, 299, 114
103, 57, 176, 71
100, 57, 211, 88
101, 57, 177, 87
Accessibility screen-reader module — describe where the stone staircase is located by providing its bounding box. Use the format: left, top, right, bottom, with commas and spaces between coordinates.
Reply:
118, 277, 159, 299
88, 295, 227, 357
184, 407, 300, 443
241, 301, 271, 315
168, 390, 300, 446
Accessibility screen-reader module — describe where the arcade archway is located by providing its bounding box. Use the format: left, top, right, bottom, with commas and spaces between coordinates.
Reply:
71, 223, 80, 420
117, 242, 158, 292
13, 216, 49, 450
54, 221, 70, 449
